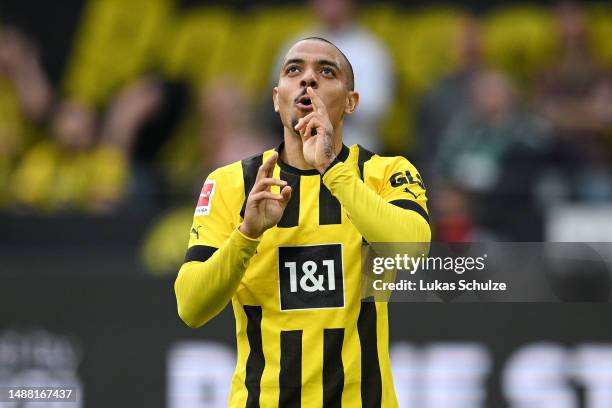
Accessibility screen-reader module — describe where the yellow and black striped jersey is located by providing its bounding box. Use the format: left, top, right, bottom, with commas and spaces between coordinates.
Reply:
183, 143, 429, 407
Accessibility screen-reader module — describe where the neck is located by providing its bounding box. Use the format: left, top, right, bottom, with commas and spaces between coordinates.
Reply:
280, 125, 343, 170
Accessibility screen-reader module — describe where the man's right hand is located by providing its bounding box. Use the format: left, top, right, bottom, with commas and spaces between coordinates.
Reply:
239, 152, 292, 239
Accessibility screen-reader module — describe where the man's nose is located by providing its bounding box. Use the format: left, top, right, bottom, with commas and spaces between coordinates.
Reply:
300, 70, 317, 88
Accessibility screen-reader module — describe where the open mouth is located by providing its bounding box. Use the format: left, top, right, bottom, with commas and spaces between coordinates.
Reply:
295, 94, 313, 110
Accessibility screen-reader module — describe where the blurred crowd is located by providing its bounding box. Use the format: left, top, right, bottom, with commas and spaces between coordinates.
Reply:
1, 0, 612, 257
420, 3, 612, 241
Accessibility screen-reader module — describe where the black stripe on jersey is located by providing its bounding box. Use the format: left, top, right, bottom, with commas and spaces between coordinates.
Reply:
389, 199, 430, 224
319, 180, 342, 225
277, 170, 300, 228
279, 330, 302, 408
358, 299, 382, 407
240, 154, 264, 219
357, 145, 375, 182
337, 144, 351, 162
323, 328, 345, 407
244, 306, 264, 408
184, 245, 218, 262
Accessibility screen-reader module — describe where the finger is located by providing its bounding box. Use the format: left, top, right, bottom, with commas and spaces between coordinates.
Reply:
256, 151, 278, 182
250, 191, 285, 202
296, 116, 321, 136
262, 151, 278, 177
255, 165, 266, 183
294, 112, 316, 131
251, 177, 287, 194
280, 185, 292, 205
303, 118, 319, 140
307, 86, 327, 114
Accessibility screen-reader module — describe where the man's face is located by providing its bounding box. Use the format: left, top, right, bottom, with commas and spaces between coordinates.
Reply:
273, 39, 357, 133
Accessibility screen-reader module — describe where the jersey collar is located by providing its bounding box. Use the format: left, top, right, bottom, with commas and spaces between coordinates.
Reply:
275, 142, 350, 176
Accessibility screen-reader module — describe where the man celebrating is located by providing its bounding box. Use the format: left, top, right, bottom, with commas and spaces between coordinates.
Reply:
175, 37, 430, 407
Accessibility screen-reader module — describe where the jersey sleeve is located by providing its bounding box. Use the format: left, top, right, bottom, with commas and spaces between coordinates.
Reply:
365, 156, 429, 225
176, 162, 260, 328
322, 155, 431, 244
185, 164, 243, 261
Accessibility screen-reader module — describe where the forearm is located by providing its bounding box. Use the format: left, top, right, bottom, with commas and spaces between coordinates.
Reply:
322, 161, 431, 243
174, 227, 259, 328
11, 63, 53, 122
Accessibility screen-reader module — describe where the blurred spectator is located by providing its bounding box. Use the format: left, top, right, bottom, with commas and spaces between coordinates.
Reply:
434, 186, 476, 243
142, 78, 273, 275
199, 79, 275, 170
160, 78, 274, 200
101, 78, 163, 154
266, 0, 394, 151
434, 70, 553, 240
11, 100, 128, 212
101, 75, 191, 210
0, 28, 53, 123
0, 28, 53, 205
534, 1, 612, 202
415, 16, 484, 181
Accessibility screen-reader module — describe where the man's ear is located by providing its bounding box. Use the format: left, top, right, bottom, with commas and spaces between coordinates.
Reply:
344, 91, 359, 116
272, 87, 279, 112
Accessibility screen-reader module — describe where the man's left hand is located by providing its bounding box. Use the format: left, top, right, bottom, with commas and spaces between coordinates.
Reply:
294, 86, 336, 174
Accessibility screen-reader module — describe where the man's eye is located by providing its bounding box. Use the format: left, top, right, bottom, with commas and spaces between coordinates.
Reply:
286, 66, 299, 74
322, 68, 335, 77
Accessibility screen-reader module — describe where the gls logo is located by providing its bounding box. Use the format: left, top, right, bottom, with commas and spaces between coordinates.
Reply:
389, 170, 425, 188
278, 244, 344, 311
389, 170, 425, 198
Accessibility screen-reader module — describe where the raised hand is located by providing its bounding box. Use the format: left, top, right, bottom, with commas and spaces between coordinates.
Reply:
294, 87, 336, 173
239, 152, 292, 238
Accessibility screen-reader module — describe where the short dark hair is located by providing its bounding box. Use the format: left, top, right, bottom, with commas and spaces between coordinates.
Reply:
299, 36, 355, 91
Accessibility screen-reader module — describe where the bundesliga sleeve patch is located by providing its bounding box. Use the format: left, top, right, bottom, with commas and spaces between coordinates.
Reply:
195, 181, 216, 216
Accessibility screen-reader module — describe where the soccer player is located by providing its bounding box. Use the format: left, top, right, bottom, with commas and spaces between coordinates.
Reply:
174, 37, 431, 407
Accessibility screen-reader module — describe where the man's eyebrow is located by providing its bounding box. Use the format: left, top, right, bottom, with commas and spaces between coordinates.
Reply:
282, 58, 341, 71
317, 59, 341, 71
283, 58, 305, 67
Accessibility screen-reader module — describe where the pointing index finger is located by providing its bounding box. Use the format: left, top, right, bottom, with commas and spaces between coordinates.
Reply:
256, 151, 278, 181
307, 86, 326, 114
